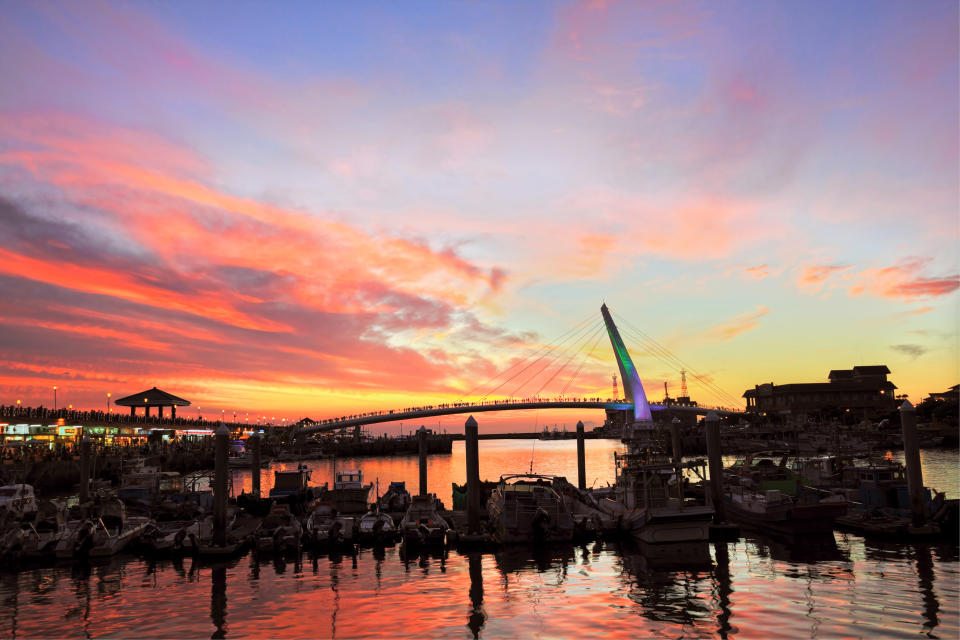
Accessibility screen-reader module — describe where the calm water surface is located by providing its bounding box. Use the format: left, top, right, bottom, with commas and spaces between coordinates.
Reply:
1, 441, 956, 639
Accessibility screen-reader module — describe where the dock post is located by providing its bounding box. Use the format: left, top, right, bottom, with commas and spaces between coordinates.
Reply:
900, 400, 926, 528
79, 435, 90, 504
671, 417, 683, 501
465, 415, 480, 534
705, 411, 725, 523
418, 426, 428, 496
214, 423, 229, 546
576, 420, 586, 491
250, 430, 261, 498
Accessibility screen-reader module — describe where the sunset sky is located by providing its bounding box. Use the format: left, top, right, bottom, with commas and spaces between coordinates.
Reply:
0, 1, 957, 431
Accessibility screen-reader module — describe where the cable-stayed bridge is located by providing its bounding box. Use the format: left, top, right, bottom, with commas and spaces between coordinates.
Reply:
298, 304, 745, 436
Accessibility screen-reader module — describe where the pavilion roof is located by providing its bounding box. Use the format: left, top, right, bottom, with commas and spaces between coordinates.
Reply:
113, 387, 191, 407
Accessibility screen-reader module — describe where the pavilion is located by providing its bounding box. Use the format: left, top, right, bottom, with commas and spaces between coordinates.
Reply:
113, 387, 191, 418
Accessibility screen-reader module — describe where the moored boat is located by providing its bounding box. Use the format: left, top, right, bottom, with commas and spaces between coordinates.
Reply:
399, 493, 448, 547
328, 469, 373, 514
487, 474, 575, 544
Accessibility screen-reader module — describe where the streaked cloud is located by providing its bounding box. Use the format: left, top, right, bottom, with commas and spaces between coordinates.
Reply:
706, 306, 771, 342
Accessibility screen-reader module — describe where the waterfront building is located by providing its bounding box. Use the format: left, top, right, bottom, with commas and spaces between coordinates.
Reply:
742, 365, 897, 419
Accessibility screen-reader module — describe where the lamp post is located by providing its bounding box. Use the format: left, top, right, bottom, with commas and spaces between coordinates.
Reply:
107, 393, 111, 414
53, 386, 58, 411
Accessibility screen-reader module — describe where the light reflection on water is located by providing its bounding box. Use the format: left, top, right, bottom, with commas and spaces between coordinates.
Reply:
0, 536, 956, 639
0, 442, 956, 638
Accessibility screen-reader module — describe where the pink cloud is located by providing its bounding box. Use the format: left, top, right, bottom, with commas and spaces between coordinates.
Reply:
849, 259, 959, 302
796, 264, 852, 293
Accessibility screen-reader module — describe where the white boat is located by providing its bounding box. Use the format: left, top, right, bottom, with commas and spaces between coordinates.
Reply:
613, 424, 714, 544
399, 494, 448, 547
0, 484, 38, 520
253, 502, 302, 554
328, 469, 372, 513
358, 508, 396, 544
304, 502, 355, 548
487, 475, 575, 544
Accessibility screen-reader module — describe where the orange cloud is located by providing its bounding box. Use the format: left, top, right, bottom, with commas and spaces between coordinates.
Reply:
706, 306, 771, 341
796, 264, 852, 293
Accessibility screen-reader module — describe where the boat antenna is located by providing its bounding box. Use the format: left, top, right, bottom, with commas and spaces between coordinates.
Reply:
529, 440, 536, 474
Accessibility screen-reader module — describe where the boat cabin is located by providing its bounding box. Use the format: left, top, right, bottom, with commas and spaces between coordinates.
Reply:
270, 465, 312, 498
335, 469, 364, 490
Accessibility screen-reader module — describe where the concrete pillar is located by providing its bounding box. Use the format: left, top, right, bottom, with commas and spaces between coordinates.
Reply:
171, 406, 176, 419
465, 416, 480, 534
900, 400, 926, 527
214, 423, 229, 546
671, 417, 684, 502
418, 426, 428, 497
79, 436, 91, 503
158, 405, 164, 419
130, 406, 135, 417
705, 411, 725, 523
250, 431, 261, 498
576, 420, 586, 491
145, 405, 150, 418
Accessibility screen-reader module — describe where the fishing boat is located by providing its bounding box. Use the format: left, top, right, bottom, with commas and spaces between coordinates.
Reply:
56, 500, 151, 559
380, 481, 412, 514
253, 502, 302, 554
328, 469, 373, 514
487, 474, 575, 544
723, 453, 847, 536
303, 501, 355, 549
358, 507, 396, 545
0, 484, 38, 520
612, 424, 714, 544
399, 493, 448, 547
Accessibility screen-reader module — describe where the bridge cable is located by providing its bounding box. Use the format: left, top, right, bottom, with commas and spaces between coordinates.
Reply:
507, 322, 603, 399
611, 311, 740, 405
457, 311, 598, 401
480, 318, 601, 401
611, 312, 744, 408
529, 324, 605, 399
558, 328, 608, 398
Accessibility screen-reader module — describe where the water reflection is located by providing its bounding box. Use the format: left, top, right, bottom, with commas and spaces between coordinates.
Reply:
915, 544, 940, 636
744, 532, 848, 565
467, 552, 485, 639
619, 541, 714, 629
713, 542, 734, 639
210, 565, 227, 639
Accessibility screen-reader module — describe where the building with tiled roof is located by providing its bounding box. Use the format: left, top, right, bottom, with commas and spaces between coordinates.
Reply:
743, 365, 897, 418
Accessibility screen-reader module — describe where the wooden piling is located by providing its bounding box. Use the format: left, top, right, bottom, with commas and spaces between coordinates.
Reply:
900, 400, 926, 528
214, 423, 229, 546
79, 436, 90, 504
671, 417, 683, 502
705, 411, 725, 523
576, 420, 586, 491
465, 416, 480, 534
250, 431, 261, 498
418, 426, 428, 496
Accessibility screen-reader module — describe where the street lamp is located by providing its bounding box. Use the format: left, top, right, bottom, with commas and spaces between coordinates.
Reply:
53, 386, 58, 410
107, 393, 111, 414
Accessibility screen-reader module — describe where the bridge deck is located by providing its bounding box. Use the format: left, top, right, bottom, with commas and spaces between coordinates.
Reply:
298, 401, 741, 434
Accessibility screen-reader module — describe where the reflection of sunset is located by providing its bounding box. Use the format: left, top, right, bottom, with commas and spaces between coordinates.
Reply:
1, 534, 955, 638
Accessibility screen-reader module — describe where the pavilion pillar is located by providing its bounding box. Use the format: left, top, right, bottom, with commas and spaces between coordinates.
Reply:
171, 406, 177, 419
145, 405, 150, 418
130, 406, 135, 417
158, 405, 164, 419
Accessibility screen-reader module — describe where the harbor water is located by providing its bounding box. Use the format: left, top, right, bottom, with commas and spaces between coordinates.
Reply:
1, 441, 957, 639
